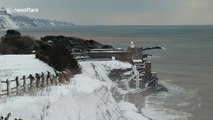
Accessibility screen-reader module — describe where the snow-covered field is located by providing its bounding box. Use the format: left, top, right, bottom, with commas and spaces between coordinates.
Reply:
0, 55, 148, 120
0, 55, 55, 81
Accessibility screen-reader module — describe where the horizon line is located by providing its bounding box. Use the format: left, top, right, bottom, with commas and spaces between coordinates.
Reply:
75, 24, 213, 26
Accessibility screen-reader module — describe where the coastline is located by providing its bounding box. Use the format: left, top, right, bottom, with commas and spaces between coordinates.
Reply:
1, 25, 212, 119
0, 57, 150, 120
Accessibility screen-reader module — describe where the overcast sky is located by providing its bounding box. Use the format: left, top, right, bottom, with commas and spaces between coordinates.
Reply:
1, 0, 213, 25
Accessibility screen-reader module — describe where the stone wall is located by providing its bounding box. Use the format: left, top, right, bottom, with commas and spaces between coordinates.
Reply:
87, 51, 132, 61
127, 47, 143, 59
72, 47, 143, 62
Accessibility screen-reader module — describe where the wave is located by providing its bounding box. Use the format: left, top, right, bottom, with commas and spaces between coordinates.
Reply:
141, 80, 201, 120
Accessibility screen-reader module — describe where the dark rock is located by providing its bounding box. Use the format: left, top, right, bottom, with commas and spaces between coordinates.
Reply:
109, 68, 132, 81
156, 84, 168, 92
143, 54, 152, 58
143, 46, 163, 51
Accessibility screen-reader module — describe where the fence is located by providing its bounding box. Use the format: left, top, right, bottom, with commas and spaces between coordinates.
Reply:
0, 70, 72, 97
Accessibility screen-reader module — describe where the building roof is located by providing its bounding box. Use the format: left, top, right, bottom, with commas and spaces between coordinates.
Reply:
132, 59, 143, 63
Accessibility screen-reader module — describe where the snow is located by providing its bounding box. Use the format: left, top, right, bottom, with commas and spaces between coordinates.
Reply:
0, 54, 55, 81
132, 59, 143, 63
0, 9, 19, 29
0, 14, 19, 29
118, 101, 149, 120
72, 74, 106, 93
79, 60, 132, 88
0, 55, 148, 120
80, 60, 131, 74
0, 10, 74, 30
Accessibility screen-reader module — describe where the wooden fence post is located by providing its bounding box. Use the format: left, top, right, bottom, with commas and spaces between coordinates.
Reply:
6, 79, 10, 96
50, 76, 54, 85
46, 72, 50, 86
23, 75, 27, 92
15, 77, 20, 94
54, 76, 58, 86
35, 73, 41, 88
54, 71, 59, 85
41, 72, 45, 87
29, 74, 35, 90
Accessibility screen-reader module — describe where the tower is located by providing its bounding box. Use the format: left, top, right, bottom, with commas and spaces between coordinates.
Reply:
130, 41, 135, 48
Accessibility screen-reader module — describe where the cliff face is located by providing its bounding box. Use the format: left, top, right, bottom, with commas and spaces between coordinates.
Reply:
0, 10, 19, 29
0, 9, 74, 30
0, 55, 148, 120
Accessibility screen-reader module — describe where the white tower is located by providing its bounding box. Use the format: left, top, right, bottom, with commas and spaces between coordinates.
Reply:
130, 41, 135, 48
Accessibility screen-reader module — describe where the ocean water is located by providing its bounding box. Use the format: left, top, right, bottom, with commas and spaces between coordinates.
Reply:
1, 25, 213, 120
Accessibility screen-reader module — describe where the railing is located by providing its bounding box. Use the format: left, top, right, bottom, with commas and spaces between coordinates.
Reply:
0, 70, 72, 97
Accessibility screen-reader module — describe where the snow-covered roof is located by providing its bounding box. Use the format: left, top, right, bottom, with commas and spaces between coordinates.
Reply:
132, 59, 143, 63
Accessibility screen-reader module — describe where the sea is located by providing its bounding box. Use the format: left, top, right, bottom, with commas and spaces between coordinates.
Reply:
1, 25, 213, 120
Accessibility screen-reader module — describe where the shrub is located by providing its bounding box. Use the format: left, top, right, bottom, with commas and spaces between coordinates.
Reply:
5, 29, 21, 37
0, 30, 35, 54
49, 43, 80, 72
0, 42, 18, 54
35, 41, 80, 73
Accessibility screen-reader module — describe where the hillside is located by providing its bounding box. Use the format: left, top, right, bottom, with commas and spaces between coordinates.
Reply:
0, 8, 74, 30
0, 55, 148, 120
